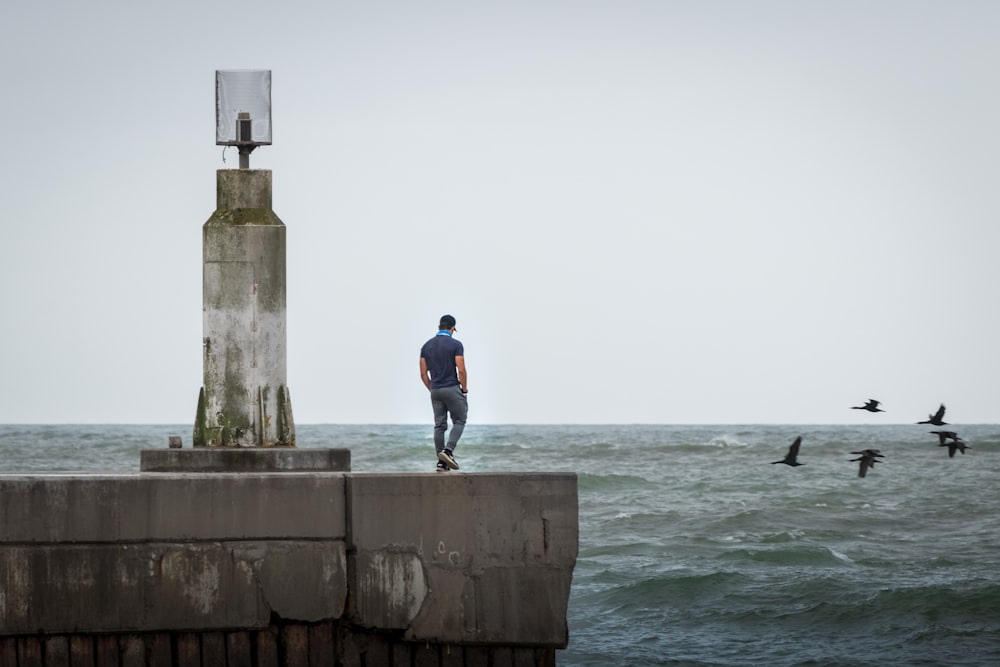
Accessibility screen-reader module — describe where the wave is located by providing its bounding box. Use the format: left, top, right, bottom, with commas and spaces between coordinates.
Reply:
866, 583, 1000, 621
716, 543, 853, 566
577, 471, 657, 491
576, 570, 751, 610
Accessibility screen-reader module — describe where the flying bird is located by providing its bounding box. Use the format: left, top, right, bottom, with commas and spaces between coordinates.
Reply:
771, 436, 804, 466
939, 438, 971, 458
849, 449, 884, 478
930, 430, 960, 445
851, 399, 884, 413
917, 404, 947, 426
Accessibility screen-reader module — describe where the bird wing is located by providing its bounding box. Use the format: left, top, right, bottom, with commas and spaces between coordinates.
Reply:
933, 404, 946, 421
789, 436, 802, 458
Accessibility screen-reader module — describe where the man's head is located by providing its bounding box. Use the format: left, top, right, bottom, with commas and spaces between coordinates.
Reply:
439, 314, 457, 330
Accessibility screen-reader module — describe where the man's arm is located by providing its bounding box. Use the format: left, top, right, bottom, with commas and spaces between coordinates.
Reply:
455, 355, 467, 393
419, 357, 432, 390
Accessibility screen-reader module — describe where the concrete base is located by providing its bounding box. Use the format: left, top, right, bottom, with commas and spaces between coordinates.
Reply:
139, 447, 351, 472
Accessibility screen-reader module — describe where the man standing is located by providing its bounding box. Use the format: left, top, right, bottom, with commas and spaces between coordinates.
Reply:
420, 314, 468, 472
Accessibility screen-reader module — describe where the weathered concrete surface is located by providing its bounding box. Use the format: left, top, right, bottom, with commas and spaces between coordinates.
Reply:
0, 471, 578, 654
195, 169, 294, 447
0, 473, 348, 636
0, 541, 346, 634
347, 473, 578, 647
0, 474, 346, 542
140, 447, 351, 472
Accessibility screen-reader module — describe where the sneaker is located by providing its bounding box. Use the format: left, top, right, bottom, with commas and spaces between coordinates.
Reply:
438, 449, 459, 470
435, 461, 450, 473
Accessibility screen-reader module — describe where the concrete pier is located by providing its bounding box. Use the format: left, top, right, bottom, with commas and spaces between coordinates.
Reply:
0, 470, 578, 666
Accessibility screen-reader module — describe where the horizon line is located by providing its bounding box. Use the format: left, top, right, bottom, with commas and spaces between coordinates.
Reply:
2, 422, 998, 428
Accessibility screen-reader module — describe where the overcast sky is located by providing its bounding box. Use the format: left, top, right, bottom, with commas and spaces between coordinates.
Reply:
1, 1, 997, 425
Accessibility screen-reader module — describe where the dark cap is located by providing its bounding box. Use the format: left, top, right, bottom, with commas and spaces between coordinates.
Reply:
439, 314, 456, 329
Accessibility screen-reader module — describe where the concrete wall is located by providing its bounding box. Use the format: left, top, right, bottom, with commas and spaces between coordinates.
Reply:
347, 473, 577, 646
0, 474, 347, 634
0, 471, 577, 665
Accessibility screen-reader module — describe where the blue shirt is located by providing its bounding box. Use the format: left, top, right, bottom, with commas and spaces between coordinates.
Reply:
420, 331, 464, 389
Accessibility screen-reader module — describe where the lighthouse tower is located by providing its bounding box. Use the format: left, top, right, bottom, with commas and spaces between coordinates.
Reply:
193, 70, 294, 447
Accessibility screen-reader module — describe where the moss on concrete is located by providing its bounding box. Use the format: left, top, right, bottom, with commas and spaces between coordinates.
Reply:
204, 209, 285, 227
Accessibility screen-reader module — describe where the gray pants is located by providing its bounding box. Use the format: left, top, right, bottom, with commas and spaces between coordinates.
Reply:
430, 385, 468, 453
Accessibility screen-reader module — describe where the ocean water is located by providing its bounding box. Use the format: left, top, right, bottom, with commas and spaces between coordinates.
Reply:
2, 423, 999, 666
